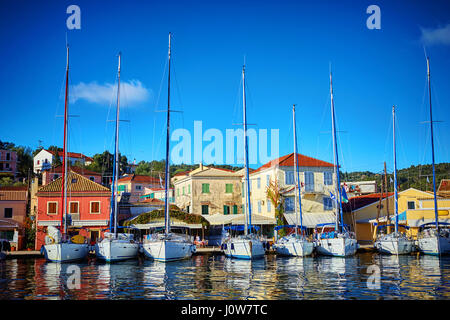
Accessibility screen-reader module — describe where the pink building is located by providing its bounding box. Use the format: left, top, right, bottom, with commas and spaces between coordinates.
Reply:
0, 149, 17, 177
35, 171, 111, 250
0, 186, 28, 250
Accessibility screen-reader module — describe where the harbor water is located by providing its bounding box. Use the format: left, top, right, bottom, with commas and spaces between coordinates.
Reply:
0, 253, 449, 300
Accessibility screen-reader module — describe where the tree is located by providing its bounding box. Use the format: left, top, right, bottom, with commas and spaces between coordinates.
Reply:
266, 178, 287, 237
47, 145, 63, 167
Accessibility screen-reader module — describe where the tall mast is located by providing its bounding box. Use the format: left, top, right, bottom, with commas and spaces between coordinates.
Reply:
60, 44, 69, 236
427, 57, 440, 232
164, 33, 172, 235
293, 104, 303, 235
384, 161, 390, 233
392, 106, 399, 233
242, 65, 252, 235
330, 71, 344, 233
110, 53, 121, 237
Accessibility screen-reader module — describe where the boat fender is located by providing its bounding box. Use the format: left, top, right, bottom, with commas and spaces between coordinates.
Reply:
191, 245, 196, 253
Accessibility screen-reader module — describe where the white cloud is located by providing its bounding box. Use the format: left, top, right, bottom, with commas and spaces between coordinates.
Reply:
71, 80, 151, 106
420, 23, 450, 46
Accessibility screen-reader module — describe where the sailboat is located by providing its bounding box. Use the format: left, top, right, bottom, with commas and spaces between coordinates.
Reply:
41, 45, 89, 262
95, 53, 139, 262
418, 57, 450, 255
273, 104, 314, 257
142, 33, 196, 262
222, 64, 265, 260
375, 106, 414, 255
315, 70, 357, 257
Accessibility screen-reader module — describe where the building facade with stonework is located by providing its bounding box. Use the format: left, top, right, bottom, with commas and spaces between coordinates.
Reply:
35, 171, 111, 250
172, 164, 243, 216
0, 149, 18, 178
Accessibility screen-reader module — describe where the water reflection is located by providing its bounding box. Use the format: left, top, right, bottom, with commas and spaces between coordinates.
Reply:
0, 254, 449, 300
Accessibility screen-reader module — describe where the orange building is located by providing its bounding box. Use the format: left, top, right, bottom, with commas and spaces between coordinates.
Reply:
35, 171, 111, 250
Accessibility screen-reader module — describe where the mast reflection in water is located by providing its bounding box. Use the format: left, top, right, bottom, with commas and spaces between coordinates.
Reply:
0, 254, 449, 299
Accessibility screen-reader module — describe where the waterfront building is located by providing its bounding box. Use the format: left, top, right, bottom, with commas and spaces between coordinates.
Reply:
141, 187, 175, 203
0, 149, 18, 178
35, 171, 110, 249
171, 164, 243, 216
117, 174, 161, 203
33, 149, 93, 174
41, 165, 102, 185
0, 186, 28, 250
348, 187, 450, 243
247, 153, 337, 230
341, 180, 377, 198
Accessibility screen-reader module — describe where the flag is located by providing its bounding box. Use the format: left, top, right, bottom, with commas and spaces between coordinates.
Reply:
330, 191, 336, 200
341, 186, 349, 203
427, 176, 430, 183
159, 173, 163, 188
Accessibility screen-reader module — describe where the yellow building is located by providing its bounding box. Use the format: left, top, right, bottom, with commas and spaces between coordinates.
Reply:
347, 187, 450, 243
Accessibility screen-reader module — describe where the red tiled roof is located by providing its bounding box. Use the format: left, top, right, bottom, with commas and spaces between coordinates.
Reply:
141, 198, 164, 204
118, 174, 162, 184
0, 186, 28, 191
173, 170, 192, 177
342, 192, 394, 213
45, 165, 101, 176
37, 172, 110, 194
46, 150, 93, 162
252, 153, 334, 174
438, 179, 450, 193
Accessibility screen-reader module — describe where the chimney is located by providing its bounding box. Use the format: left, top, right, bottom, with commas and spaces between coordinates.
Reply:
199, 163, 203, 171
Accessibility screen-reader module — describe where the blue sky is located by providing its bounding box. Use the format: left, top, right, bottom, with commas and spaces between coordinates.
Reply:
0, 0, 449, 173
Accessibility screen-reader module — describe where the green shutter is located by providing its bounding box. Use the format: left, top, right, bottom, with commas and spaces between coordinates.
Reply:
202, 183, 210, 193
226, 184, 233, 193
233, 205, 238, 214
224, 205, 230, 215
188, 184, 191, 194
202, 205, 209, 215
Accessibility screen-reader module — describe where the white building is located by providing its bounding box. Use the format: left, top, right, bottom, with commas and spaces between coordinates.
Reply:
245, 152, 338, 228
33, 149, 93, 174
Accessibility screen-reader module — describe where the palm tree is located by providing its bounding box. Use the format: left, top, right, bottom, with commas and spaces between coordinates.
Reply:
266, 178, 287, 237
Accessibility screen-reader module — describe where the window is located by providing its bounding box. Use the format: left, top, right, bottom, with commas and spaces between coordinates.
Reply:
182, 186, 185, 195
258, 200, 262, 213
47, 202, 58, 215
257, 177, 261, 189
266, 174, 270, 187
233, 205, 238, 215
37, 160, 40, 165
188, 185, 191, 194
90, 201, 100, 214
285, 171, 295, 185
71, 178, 77, 184
407, 201, 415, 210
6, 153, 10, 160
135, 185, 142, 190
267, 199, 271, 212
242, 182, 245, 197
201, 205, 209, 215
323, 196, 333, 210
224, 205, 230, 215
305, 172, 314, 192
69, 202, 79, 214
5, 163, 9, 169
89, 176, 95, 182
225, 184, 233, 193
4, 208, 12, 218
186, 205, 190, 213
177, 188, 180, 196
53, 174, 59, 180
285, 197, 294, 212
202, 183, 210, 193
324, 171, 333, 185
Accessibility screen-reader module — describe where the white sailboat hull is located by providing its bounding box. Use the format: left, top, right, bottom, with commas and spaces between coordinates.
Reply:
274, 238, 314, 257
375, 237, 414, 255
418, 234, 450, 256
223, 237, 265, 260
42, 243, 89, 262
95, 239, 139, 262
143, 238, 195, 262
316, 237, 357, 257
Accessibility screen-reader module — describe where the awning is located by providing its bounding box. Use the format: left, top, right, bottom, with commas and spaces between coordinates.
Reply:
283, 212, 336, 228
203, 213, 276, 226
130, 220, 203, 230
